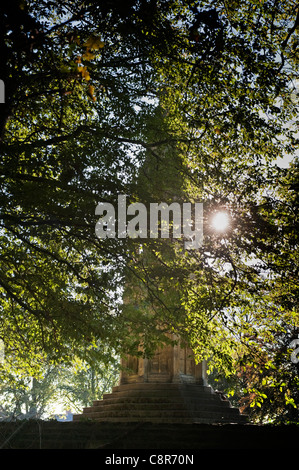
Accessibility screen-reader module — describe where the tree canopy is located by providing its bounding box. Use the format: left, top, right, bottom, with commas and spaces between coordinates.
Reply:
0, 0, 298, 418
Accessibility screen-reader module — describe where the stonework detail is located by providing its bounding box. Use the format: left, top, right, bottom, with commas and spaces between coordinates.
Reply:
120, 340, 206, 385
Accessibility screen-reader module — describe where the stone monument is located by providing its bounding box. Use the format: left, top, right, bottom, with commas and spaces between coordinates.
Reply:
73, 126, 247, 424
73, 338, 246, 424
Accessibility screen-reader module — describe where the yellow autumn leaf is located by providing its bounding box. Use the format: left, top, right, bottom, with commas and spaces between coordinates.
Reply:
88, 85, 96, 101
82, 50, 96, 61
83, 69, 90, 81
83, 36, 104, 51
78, 65, 91, 81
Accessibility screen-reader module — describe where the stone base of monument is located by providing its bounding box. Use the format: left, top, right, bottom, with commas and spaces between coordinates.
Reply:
74, 341, 247, 424
73, 381, 247, 424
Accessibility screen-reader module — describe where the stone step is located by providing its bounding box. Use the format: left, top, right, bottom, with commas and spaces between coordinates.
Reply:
83, 402, 234, 415
186, 396, 231, 406
73, 411, 244, 424
72, 415, 193, 423
80, 409, 192, 419
112, 383, 213, 393
102, 389, 215, 401
73, 382, 246, 425
95, 392, 226, 405
72, 415, 237, 424
83, 405, 241, 418
111, 383, 214, 394
79, 404, 242, 419
92, 396, 231, 408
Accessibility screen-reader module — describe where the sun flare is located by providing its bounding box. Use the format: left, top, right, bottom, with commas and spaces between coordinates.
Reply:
211, 212, 230, 231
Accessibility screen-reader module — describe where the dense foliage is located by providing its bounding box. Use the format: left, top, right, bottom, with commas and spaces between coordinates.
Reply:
0, 0, 298, 419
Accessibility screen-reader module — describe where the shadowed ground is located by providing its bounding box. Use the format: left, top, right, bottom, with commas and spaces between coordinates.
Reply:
0, 420, 298, 449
